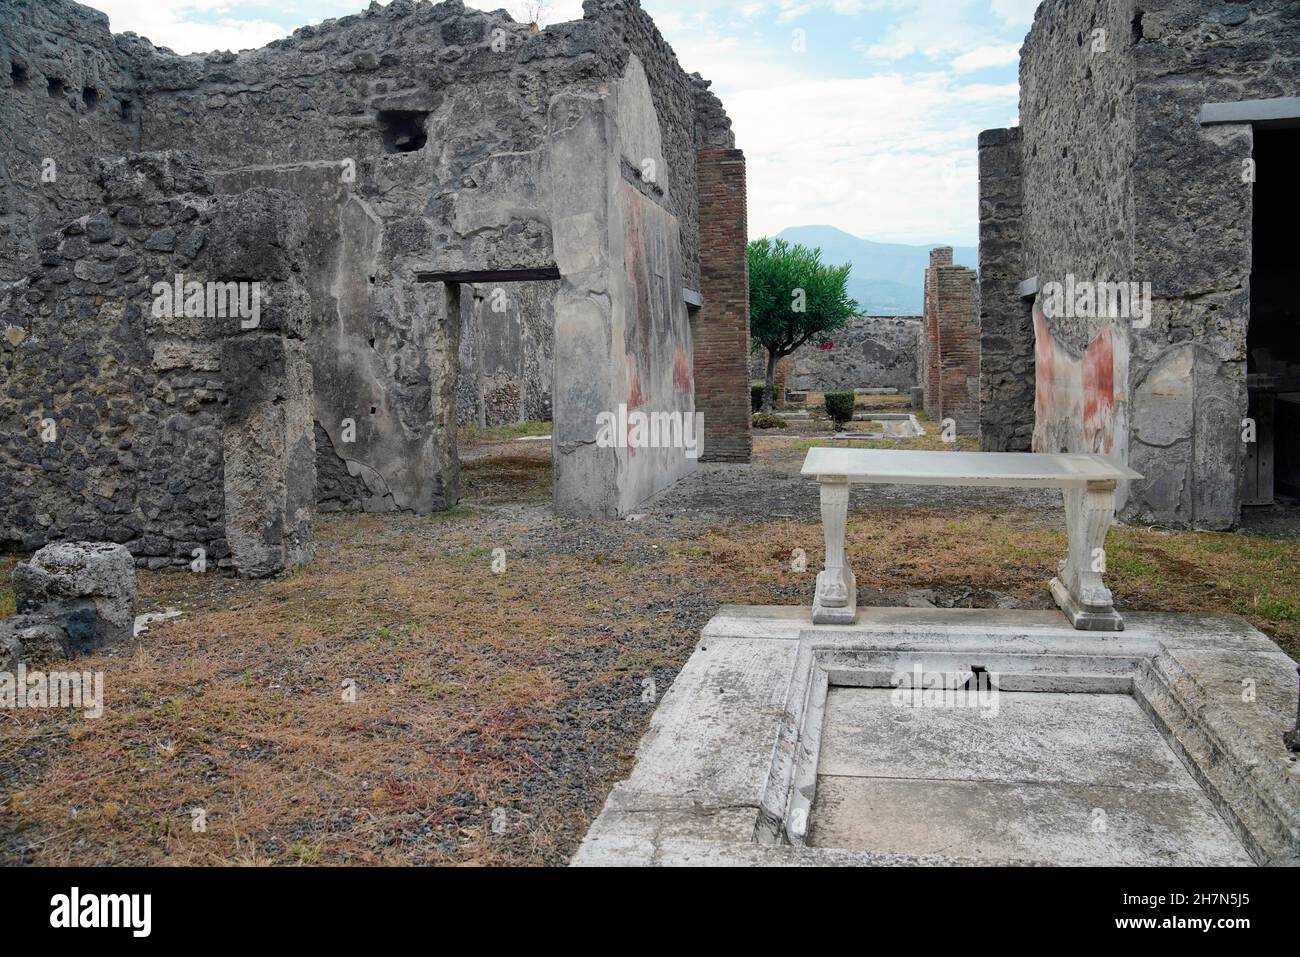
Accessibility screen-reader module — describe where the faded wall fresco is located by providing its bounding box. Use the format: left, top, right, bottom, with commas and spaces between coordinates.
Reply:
551, 56, 697, 518
1031, 301, 1131, 506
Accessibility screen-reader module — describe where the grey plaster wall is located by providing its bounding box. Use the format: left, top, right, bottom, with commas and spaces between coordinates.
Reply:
749, 317, 921, 394
550, 59, 698, 518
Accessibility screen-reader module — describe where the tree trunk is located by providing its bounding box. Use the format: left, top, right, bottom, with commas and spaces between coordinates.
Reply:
763, 348, 779, 413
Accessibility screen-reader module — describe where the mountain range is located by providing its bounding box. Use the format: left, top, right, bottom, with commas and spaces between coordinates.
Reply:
773, 225, 978, 316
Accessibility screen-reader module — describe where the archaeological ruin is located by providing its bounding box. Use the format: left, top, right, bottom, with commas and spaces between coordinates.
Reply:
979, 0, 1300, 529
0, 0, 752, 576
749, 315, 922, 399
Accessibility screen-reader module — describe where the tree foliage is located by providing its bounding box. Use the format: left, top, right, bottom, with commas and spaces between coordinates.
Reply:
748, 238, 858, 412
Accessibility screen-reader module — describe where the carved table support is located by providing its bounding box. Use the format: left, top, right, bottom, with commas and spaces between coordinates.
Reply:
1050, 479, 1125, 631
813, 477, 856, 625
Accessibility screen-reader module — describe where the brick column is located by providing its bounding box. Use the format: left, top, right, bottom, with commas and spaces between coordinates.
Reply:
922, 247, 981, 440
935, 266, 981, 438
694, 147, 751, 463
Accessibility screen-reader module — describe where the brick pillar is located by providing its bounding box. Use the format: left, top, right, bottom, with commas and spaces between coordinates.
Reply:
694, 147, 751, 463
922, 247, 952, 418
922, 247, 980, 440
935, 266, 981, 438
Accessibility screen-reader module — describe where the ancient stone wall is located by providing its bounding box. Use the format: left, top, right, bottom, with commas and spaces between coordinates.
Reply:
1018, 0, 1137, 354
1000, 0, 1300, 528
0, 151, 313, 574
977, 128, 1033, 452
1, 0, 743, 528
1124, 0, 1300, 529
0, 0, 141, 282
749, 317, 922, 394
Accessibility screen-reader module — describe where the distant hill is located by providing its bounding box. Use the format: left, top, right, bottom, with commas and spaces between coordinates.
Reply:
773, 225, 978, 316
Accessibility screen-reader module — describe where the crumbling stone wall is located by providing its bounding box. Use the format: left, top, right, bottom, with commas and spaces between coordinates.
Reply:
749, 317, 922, 394
0, 0, 141, 282
2, 0, 744, 528
0, 151, 314, 575
981, 0, 1300, 528
1125, 0, 1300, 529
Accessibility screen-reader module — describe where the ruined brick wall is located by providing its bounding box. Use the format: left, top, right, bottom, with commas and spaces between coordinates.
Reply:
921, 248, 980, 438
977, 128, 1033, 451
695, 146, 750, 463
0, 152, 313, 573
935, 266, 981, 439
0, 0, 141, 282
920, 247, 948, 419
751, 317, 922, 394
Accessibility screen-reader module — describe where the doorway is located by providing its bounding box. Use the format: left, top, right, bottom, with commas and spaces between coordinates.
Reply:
1245, 129, 1300, 505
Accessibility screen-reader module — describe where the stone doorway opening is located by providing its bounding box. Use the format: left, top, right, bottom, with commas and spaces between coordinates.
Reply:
1244, 129, 1300, 507
420, 270, 561, 509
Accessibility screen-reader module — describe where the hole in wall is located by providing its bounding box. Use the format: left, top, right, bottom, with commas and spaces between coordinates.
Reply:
1132, 11, 1145, 43
377, 109, 429, 153
10, 63, 28, 88
120, 99, 136, 122
47, 77, 66, 98
82, 86, 99, 108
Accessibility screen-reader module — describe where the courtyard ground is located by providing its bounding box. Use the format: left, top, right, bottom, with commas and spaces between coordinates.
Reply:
1, 419, 1297, 865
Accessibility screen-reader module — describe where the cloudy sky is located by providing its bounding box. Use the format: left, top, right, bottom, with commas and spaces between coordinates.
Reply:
82, 0, 1041, 247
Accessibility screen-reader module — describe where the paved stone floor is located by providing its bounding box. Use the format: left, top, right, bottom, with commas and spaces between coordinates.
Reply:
809, 689, 1253, 865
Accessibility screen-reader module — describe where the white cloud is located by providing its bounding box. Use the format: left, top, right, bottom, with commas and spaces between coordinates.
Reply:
951, 43, 1021, 72
724, 71, 1012, 243
852, 38, 916, 61
84, 1, 288, 53
990, 0, 1042, 27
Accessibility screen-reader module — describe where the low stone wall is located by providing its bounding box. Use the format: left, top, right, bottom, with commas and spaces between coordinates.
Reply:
750, 317, 921, 394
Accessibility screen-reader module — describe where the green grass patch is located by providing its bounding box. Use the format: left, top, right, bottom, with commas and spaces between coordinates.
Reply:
460, 421, 552, 445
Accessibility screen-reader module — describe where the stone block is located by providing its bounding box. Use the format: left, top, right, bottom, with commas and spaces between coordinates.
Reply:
11, 541, 138, 649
